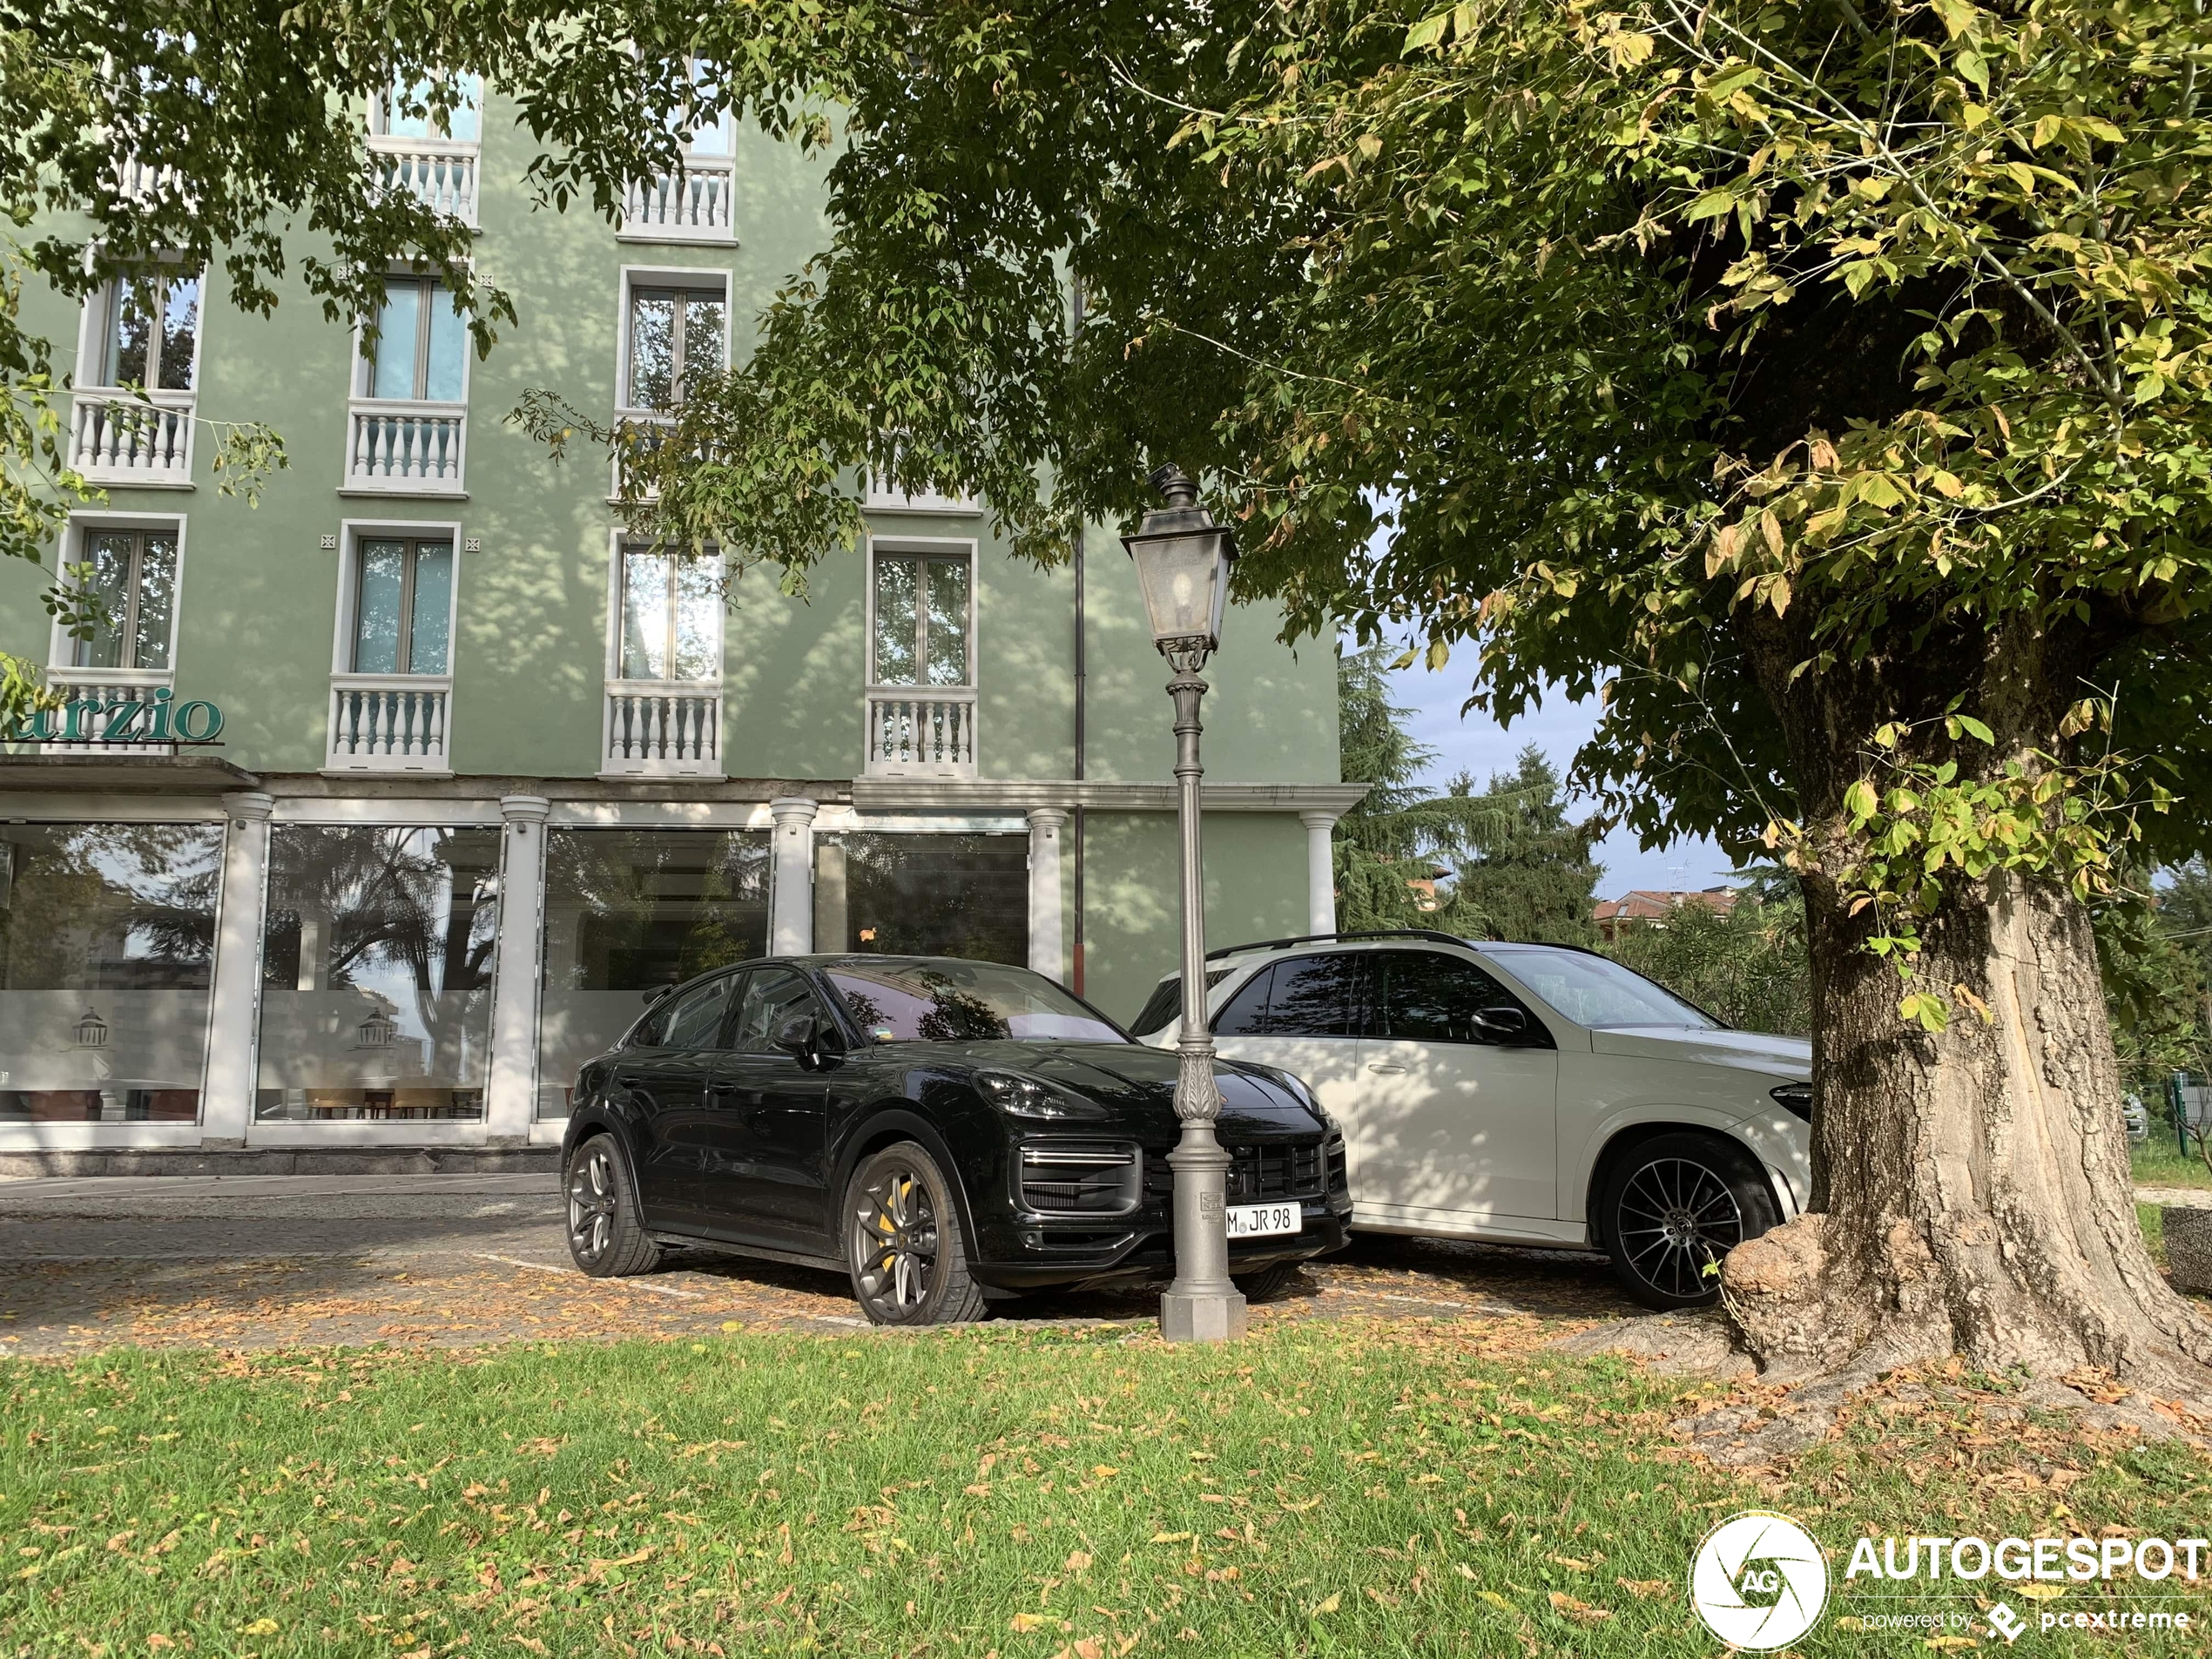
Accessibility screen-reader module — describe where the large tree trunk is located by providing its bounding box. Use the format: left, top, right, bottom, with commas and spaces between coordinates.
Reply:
1721, 619, 2212, 1391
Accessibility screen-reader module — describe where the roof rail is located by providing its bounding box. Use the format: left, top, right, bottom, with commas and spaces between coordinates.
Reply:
1202, 928, 1470, 962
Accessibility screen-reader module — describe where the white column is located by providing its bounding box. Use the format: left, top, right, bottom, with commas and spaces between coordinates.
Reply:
1027, 808, 1069, 981
199, 791, 274, 1148
769, 798, 819, 954
1299, 810, 1339, 937
482, 794, 550, 1146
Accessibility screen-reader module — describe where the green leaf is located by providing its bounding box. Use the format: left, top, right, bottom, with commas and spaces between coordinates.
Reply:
1955, 715, 1994, 745
1844, 779, 1879, 822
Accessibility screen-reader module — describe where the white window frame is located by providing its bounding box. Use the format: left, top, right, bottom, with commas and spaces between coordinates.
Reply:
368, 72, 485, 141
614, 265, 731, 415
45, 510, 189, 676
603, 529, 725, 685
864, 533, 979, 691
328, 517, 465, 679
74, 263, 206, 394
351, 273, 475, 406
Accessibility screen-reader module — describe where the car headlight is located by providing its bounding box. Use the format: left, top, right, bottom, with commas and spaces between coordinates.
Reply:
1769, 1082, 1812, 1122
977, 1071, 1106, 1120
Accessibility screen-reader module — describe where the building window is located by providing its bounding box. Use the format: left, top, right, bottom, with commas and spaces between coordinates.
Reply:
351, 536, 453, 676
617, 546, 720, 680
85, 272, 201, 393
536, 828, 769, 1116
361, 278, 468, 403
65, 525, 179, 671
624, 283, 726, 410
871, 550, 971, 685
372, 73, 482, 141
0, 822, 222, 1124
813, 832, 1026, 963
255, 825, 498, 1122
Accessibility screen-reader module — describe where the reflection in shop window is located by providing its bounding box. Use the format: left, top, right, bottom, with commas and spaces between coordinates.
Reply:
0, 823, 221, 1123
255, 825, 499, 1122
812, 833, 1027, 965
536, 828, 769, 1117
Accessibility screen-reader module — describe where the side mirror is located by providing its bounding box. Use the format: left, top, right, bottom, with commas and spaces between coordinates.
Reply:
774, 1013, 816, 1056
1471, 1006, 1533, 1042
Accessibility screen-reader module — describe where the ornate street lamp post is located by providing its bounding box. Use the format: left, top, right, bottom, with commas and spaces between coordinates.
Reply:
1121, 464, 1244, 1344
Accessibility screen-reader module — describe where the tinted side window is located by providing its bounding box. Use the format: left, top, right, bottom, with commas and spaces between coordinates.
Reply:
1212, 964, 1277, 1035
1378, 952, 1527, 1043
663, 974, 739, 1049
732, 968, 826, 1051
1263, 954, 1366, 1038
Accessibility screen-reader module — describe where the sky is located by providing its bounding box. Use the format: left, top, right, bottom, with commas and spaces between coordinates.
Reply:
1378, 654, 1741, 900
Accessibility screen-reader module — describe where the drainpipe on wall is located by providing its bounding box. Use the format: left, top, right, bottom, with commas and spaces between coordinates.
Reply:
1070, 278, 1089, 998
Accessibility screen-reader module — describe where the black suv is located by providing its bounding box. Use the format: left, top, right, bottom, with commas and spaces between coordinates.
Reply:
561, 954, 1353, 1324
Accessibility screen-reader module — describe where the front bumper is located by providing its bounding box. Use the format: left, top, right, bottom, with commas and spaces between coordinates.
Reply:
972, 1188, 1355, 1291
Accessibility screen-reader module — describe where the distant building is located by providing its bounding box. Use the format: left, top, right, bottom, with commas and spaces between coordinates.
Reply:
1592, 887, 1739, 941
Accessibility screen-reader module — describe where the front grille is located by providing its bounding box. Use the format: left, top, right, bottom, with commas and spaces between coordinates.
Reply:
1143, 1140, 1326, 1203
1229, 1142, 1324, 1201
1020, 1142, 1141, 1214
1325, 1134, 1349, 1192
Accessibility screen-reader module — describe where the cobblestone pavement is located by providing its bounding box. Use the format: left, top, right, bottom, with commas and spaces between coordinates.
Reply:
0, 1173, 1642, 1355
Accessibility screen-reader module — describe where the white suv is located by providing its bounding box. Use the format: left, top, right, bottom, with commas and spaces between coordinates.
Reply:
1133, 930, 1811, 1310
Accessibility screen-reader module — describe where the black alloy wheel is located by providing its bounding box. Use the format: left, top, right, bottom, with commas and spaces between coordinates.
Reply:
1599, 1132, 1779, 1312
566, 1135, 661, 1278
845, 1142, 988, 1325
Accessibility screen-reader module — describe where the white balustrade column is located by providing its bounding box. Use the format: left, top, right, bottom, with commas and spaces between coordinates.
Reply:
1027, 808, 1069, 982
1298, 810, 1339, 937
199, 792, 275, 1148
769, 799, 819, 955
483, 795, 551, 1147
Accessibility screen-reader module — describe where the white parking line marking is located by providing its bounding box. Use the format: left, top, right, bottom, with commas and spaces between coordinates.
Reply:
473, 1252, 705, 1298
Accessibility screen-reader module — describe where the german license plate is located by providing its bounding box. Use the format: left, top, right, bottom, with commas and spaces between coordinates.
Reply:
1225, 1201, 1301, 1239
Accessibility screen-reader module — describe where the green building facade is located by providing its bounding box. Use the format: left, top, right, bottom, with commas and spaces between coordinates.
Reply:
0, 85, 1358, 1154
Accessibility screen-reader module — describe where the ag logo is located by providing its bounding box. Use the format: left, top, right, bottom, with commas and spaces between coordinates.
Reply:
1689, 1510, 1829, 1650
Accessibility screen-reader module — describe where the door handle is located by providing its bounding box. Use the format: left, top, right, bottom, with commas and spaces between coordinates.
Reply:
1367, 1062, 1407, 1075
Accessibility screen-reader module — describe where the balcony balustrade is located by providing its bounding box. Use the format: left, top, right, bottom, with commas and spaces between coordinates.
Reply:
38, 669, 176, 755
621, 159, 737, 242
326, 675, 453, 772
864, 685, 978, 779
69, 390, 194, 487
345, 401, 467, 494
368, 135, 480, 227
602, 681, 721, 777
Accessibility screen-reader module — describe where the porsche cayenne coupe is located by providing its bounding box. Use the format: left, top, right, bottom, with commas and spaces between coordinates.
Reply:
560, 955, 1353, 1324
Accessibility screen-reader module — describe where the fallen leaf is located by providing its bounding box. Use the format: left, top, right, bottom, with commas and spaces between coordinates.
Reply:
1547, 1554, 1591, 1572
1309, 1593, 1341, 1616
1065, 1551, 1092, 1573
2013, 1582, 2064, 1602
1150, 1533, 1193, 1545
1615, 1577, 1672, 1600
1090, 1466, 1119, 1479
720, 1321, 744, 1332
1923, 1639, 1976, 1651
1011, 1612, 1052, 1634
240, 1619, 280, 1636
1478, 1591, 1514, 1613
1548, 1591, 1611, 1626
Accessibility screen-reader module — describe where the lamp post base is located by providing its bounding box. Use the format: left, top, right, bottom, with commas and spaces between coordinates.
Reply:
1159, 1285, 1249, 1343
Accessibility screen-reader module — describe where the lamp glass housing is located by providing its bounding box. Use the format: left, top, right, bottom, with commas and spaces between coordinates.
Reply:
1124, 527, 1232, 649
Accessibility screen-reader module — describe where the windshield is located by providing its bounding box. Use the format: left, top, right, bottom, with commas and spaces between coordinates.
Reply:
1484, 946, 1717, 1029
824, 961, 1127, 1045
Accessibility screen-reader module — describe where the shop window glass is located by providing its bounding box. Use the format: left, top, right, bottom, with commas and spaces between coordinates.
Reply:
536, 829, 770, 1117
254, 826, 499, 1122
0, 822, 220, 1123
811, 832, 1026, 964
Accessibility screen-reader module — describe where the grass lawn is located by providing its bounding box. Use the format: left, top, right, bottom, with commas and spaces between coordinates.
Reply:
2133, 1141, 2212, 1191
3, 1321, 2209, 1656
